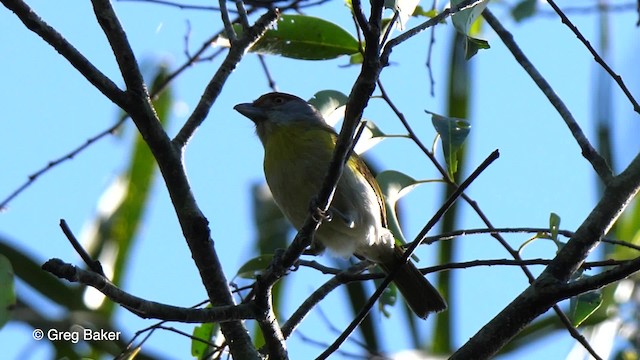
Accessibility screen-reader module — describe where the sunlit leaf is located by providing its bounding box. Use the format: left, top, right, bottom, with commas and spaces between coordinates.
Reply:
349, 52, 363, 64
413, 5, 437, 18
451, 0, 490, 59
549, 212, 560, 242
308, 91, 387, 154
377, 170, 437, 248
353, 121, 388, 155
192, 320, 218, 359
430, 112, 471, 180
308, 90, 348, 123
217, 15, 360, 60
570, 289, 603, 327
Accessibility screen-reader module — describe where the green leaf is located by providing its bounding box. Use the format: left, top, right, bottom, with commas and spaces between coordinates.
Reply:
570, 289, 603, 327
192, 321, 218, 359
377, 171, 438, 249
236, 255, 274, 279
430, 112, 471, 180
463, 37, 490, 60
222, 15, 360, 60
0, 254, 16, 329
451, 0, 489, 35
349, 52, 363, 64
308, 90, 348, 121
451, 0, 490, 59
413, 5, 437, 18
511, 0, 538, 22
307, 91, 387, 154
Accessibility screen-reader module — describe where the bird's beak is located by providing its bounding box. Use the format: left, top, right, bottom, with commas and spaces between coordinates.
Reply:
234, 103, 266, 123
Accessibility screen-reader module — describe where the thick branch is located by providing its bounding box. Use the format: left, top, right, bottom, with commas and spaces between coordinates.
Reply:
452, 152, 640, 359
91, 0, 147, 99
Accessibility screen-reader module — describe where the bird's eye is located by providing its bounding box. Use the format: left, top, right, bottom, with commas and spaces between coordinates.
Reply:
273, 96, 284, 105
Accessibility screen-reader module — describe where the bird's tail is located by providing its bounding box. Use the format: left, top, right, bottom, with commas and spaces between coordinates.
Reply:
379, 246, 447, 319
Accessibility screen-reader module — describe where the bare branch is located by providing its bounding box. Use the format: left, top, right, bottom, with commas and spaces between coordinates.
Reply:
42, 258, 257, 322
318, 150, 499, 360
91, 0, 148, 100
173, 10, 279, 147
483, 9, 613, 183
0, 0, 127, 108
381, 0, 484, 66
453, 152, 640, 359
116, 0, 230, 12
545, 0, 640, 114
0, 116, 126, 210
59, 219, 105, 277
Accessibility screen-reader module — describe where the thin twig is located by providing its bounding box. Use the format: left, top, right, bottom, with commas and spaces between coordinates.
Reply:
59, 219, 105, 276
317, 150, 499, 360
453, 155, 640, 359
42, 258, 256, 322
1, 0, 127, 108
258, 55, 279, 91
116, 0, 230, 11
219, 0, 236, 42
173, 10, 279, 147
381, 0, 484, 66
545, 0, 640, 114
378, 79, 603, 358
483, 8, 613, 183
281, 262, 369, 338
0, 116, 126, 210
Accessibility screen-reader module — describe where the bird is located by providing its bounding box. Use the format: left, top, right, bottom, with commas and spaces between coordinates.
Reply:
234, 92, 446, 318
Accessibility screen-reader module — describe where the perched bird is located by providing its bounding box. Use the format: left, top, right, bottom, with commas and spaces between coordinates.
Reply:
235, 92, 446, 318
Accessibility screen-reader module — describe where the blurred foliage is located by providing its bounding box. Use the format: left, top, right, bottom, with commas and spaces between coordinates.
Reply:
2, 0, 639, 359
1, 63, 172, 359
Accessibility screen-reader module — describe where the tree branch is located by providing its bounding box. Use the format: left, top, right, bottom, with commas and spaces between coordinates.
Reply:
91, 0, 148, 100
483, 9, 613, 183
452, 152, 640, 359
545, 0, 640, 114
173, 9, 279, 147
42, 258, 257, 323
0, 0, 128, 109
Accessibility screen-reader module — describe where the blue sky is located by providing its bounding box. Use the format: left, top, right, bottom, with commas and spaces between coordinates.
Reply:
1, 0, 639, 359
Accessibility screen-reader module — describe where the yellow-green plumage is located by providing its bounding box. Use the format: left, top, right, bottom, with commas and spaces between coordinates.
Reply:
263, 122, 384, 257
234, 92, 447, 318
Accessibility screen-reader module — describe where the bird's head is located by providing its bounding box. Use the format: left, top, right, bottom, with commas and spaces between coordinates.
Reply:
234, 92, 329, 144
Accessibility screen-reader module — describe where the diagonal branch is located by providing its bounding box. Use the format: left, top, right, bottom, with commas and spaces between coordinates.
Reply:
173, 10, 279, 147
91, 0, 148, 99
545, 0, 640, 114
483, 9, 613, 183
0, 0, 128, 109
452, 152, 640, 359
